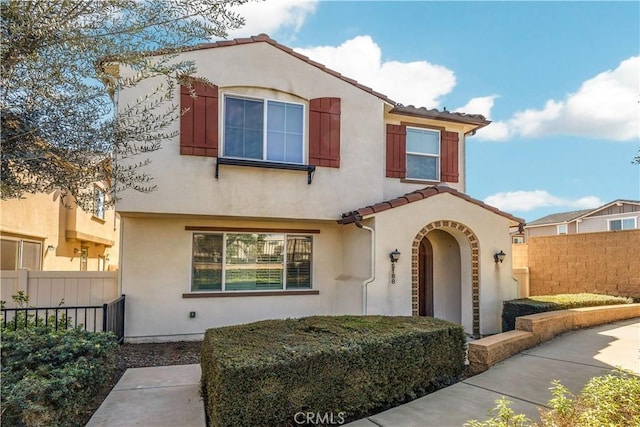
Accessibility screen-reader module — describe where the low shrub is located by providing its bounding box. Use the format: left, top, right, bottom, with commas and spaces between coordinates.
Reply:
1, 327, 118, 427
466, 369, 640, 426
502, 293, 632, 332
201, 315, 465, 427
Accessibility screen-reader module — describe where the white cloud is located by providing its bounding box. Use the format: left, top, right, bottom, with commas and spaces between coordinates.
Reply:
483, 190, 603, 212
295, 36, 456, 108
477, 56, 640, 142
455, 96, 497, 119
228, 0, 318, 39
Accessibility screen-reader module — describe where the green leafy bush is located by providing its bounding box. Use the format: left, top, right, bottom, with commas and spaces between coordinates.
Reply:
201, 315, 466, 427
466, 369, 640, 427
502, 293, 632, 332
1, 291, 72, 331
1, 327, 118, 426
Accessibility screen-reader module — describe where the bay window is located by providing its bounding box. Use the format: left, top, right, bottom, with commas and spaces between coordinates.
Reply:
191, 232, 312, 292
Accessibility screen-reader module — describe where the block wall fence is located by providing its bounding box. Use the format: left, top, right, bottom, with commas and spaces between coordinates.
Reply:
524, 229, 639, 297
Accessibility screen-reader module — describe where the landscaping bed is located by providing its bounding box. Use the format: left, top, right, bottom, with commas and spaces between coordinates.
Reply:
502, 293, 633, 332
201, 315, 466, 426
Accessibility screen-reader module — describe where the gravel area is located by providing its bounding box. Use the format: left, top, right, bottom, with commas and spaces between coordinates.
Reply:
84, 341, 203, 424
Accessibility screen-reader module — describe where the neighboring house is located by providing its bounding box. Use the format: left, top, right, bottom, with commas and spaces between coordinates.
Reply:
0, 188, 119, 271
525, 200, 640, 239
113, 34, 524, 342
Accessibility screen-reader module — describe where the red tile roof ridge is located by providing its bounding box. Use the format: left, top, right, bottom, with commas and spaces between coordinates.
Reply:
338, 185, 524, 225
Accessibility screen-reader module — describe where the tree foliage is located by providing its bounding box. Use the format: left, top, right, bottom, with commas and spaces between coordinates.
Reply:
1, 0, 246, 211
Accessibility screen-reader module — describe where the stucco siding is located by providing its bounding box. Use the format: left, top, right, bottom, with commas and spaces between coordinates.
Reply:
120, 215, 361, 341
356, 192, 517, 335
116, 42, 468, 220
1, 193, 119, 271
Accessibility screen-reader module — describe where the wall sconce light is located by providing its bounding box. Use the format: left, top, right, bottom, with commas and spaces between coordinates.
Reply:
494, 250, 506, 264
389, 248, 401, 284
47, 245, 55, 252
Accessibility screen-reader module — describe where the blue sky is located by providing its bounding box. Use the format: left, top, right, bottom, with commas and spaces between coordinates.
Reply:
225, 1, 639, 222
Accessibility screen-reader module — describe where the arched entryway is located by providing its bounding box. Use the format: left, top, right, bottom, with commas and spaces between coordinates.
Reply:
412, 220, 480, 336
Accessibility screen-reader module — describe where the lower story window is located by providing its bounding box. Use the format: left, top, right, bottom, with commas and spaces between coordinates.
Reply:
191, 233, 312, 292
609, 217, 636, 231
1, 238, 42, 270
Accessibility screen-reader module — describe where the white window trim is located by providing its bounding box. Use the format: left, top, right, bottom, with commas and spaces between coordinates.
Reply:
221, 93, 306, 164
607, 216, 637, 231
405, 126, 441, 182
190, 232, 313, 293
1, 237, 43, 270
557, 224, 568, 235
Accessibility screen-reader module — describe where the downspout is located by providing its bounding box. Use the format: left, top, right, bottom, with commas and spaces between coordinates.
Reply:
355, 221, 375, 315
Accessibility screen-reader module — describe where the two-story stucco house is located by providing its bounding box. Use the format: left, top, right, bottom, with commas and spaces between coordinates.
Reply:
114, 34, 524, 342
525, 199, 640, 239
1, 189, 119, 272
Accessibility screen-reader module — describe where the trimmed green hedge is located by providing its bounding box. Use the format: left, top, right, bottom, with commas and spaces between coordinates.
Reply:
201, 315, 466, 427
502, 293, 633, 332
1, 327, 118, 427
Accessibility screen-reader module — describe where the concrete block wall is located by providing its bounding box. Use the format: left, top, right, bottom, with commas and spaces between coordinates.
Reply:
527, 229, 640, 297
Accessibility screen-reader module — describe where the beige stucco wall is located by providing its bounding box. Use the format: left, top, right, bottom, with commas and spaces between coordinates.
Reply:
119, 216, 362, 341
527, 230, 640, 297
348, 192, 518, 336
115, 42, 469, 221
0, 192, 119, 271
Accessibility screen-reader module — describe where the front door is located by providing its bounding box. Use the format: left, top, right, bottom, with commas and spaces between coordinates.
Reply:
418, 237, 434, 317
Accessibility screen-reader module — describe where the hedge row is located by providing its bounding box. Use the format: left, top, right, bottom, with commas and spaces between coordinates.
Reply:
201, 315, 466, 427
502, 293, 633, 332
1, 327, 118, 427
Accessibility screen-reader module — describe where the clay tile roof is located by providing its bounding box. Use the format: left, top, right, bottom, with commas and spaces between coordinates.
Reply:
116, 34, 489, 130
338, 185, 524, 225
388, 104, 491, 128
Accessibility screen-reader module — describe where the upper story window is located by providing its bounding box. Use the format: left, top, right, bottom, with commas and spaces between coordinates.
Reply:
180, 82, 341, 170
386, 124, 459, 183
224, 96, 304, 164
512, 236, 525, 244
608, 217, 636, 231
557, 224, 568, 235
406, 127, 440, 181
93, 188, 105, 220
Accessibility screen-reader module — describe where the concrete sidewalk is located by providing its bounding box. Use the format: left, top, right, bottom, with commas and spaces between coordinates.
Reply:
347, 318, 639, 427
87, 364, 205, 427
87, 318, 638, 427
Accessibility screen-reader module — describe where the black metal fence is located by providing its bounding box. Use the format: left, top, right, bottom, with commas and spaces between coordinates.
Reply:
1, 294, 126, 344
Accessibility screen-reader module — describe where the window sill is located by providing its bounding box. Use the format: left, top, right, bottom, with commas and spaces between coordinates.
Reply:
91, 216, 106, 224
215, 157, 316, 184
400, 178, 441, 185
183, 290, 319, 298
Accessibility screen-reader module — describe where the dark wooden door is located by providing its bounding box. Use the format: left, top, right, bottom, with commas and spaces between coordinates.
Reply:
419, 238, 434, 317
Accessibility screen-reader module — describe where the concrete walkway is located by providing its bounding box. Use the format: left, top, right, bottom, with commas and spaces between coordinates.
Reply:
87, 364, 205, 427
347, 318, 639, 427
87, 318, 638, 427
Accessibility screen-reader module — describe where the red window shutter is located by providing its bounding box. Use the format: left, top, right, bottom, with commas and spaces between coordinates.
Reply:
309, 98, 340, 168
180, 82, 218, 157
440, 130, 459, 183
386, 124, 406, 178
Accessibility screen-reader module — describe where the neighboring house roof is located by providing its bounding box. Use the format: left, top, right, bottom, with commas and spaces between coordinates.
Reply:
106, 34, 490, 131
338, 184, 525, 225
526, 209, 593, 227
526, 199, 640, 227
